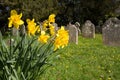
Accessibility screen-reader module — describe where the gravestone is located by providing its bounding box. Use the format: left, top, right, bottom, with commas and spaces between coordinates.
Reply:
66, 23, 78, 44
75, 22, 81, 35
82, 20, 95, 38
102, 17, 120, 46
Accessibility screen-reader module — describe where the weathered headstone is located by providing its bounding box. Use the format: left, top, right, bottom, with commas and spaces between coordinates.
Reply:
102, 17, 120, 46
75, 22, 81, 35
66, 23, 78, 44
82, 20, 95, 38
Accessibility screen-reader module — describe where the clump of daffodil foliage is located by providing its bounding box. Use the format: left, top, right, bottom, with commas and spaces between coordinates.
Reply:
0, 10, 69, 80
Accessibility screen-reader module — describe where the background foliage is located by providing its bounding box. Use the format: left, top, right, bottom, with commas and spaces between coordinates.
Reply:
0, 0, 120, 33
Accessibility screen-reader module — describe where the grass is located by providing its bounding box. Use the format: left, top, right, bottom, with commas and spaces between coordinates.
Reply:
39, 34, 120, 80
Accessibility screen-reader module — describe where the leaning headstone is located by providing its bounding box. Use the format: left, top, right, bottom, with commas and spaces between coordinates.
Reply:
66, 23, 78, 44
102, 17, 120, 46
75, 22, 81, 35
82, 20, 95, 38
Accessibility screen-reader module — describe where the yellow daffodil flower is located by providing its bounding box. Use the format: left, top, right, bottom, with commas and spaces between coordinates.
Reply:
8, 10, 24, 29
38, 31, 50, 43
54, 26, 69, 51
36, 25, 41, 33
43, 20, 49, 30
49, 24, 55, 36
26, 19, 39, 36
48, 14, 56, 23
42, 14, 56, 32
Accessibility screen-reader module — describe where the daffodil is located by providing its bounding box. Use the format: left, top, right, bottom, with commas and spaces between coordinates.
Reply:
48, 14, 56, 23
42, 20, 49, 30
49, 24, 55, 36
8, 10, 24, 29
42, 14, 56, 32
26, 19, 40, 36
36, 25, 41, 33
38, 31, 50, 43
54, 26, 69, 50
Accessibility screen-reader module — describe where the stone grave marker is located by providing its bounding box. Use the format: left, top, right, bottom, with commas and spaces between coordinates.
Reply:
102, 17, 120, 46
66, 23, 78, 44
82, 20, 95, 38
75, 22, 81, 35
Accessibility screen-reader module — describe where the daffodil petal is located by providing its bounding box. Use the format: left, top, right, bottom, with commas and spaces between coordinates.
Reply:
26, 19, 30, 23
41, 31, 45, 35
19, 20, 24, 25
11, 10, 17, 15
8, 20, 13, 27
19, 13, 22, 18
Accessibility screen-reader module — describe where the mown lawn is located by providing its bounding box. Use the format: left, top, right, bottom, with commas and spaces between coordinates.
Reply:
39, 34, 120, 80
